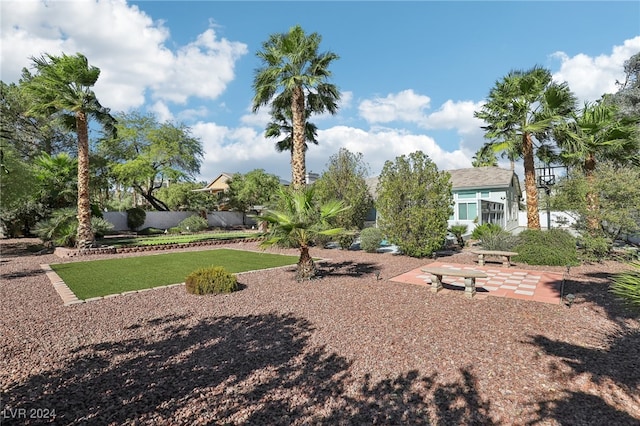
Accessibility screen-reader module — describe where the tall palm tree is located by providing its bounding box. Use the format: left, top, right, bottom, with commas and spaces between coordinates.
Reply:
253, 25, 340, 188
474, 66, 576, 229
22, 53, 116, 248
260, 187, 348, 281
556, 101, 638, 233
264, 103, 319, 170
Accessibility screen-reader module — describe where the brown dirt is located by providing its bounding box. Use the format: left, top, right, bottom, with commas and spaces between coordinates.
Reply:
1, 237, 638, 425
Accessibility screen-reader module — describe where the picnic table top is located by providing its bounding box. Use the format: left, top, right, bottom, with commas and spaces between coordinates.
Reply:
471, 250, 519, 256
420, 267, 488, 278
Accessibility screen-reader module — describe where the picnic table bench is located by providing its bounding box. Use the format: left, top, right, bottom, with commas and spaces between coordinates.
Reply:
420, 266, 488, 298
471, 250, 518, 268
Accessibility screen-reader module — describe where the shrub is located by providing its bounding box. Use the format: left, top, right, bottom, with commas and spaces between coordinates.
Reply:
126, 207, 146, 231
471, 223, 502, 240
481, 228, 519, 251
610, 261, 640, 308
513, 229, 579, 266
185, 266, 238, 295
167, 227, 182, 234
34, 208, 77, 247
448, 224, 468, 247
578, 234, 612, 262
91, 217, 114, 239
338, 230, 357, 250
360, 227, 383, 253
178, 215, 208, 233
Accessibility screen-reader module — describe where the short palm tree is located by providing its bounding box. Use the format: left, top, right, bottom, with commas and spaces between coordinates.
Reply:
260, 187, 348, 281
253, 25, 340, 188
475, 66, 577, 229
556, 101, 638, 233
22, 53, 116, 248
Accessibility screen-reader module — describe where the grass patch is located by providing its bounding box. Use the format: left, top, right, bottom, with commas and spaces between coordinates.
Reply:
50, 249, 298, 300
99, 231, 259, 248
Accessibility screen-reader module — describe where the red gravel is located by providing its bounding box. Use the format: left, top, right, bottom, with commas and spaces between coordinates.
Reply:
1, 238, 638, 425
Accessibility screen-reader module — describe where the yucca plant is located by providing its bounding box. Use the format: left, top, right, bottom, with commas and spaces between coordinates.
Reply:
610, 261, 640, 308
448, 224, 468, 247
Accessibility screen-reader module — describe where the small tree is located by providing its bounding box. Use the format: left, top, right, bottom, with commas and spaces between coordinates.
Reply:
226, 169, 282, 220
314, 148, 374, 231
376, 151, 453, 257
260, 186, 348, 281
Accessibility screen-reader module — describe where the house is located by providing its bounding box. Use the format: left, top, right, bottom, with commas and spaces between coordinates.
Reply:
196, 172, 234, 195
365, 167, 522, 232
447, 167, 521, 232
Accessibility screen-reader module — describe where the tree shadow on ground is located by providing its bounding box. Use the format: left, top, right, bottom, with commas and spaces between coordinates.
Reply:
6, 312, 495, 425
563, 268, 639, 322
316, 260, 381, 278
528, 327, 640, 425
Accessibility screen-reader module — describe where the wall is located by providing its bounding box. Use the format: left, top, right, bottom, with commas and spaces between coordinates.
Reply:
103, 211, 254, 231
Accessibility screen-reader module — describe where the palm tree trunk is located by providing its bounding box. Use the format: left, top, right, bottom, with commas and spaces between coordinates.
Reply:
522, 133, 541, 230
291, 86, 306, 189
296, 245, 317, 281
76, 111, 94, 248
584, 153, 599, 233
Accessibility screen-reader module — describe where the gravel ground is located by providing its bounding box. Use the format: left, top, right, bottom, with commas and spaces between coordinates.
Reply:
1, 238, 639, 425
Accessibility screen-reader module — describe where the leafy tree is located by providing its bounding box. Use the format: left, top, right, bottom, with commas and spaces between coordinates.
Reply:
101, 112, 203, 211
156, 182, 215, 211
226, 169, 282, 216
260, 186, 348, 281
0, 81, 75, 160
471, 145, 498, 167
253, 25, 340, 188
555, 101, 638, 233
314, 148, 374, 230
553, 162, 640, 242
376, 151, 453, 257
0, 144, 36, 211
474, 66, 577, 229
21, 52, 116, 248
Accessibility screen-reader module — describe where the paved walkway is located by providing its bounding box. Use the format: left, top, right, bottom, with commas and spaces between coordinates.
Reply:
390, 261, 565, 304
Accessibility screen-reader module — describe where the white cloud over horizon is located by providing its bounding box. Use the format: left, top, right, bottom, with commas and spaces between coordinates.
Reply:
1, 0, 637, 185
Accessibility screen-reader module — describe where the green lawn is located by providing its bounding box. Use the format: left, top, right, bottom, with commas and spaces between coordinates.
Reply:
50, 249, 298, 300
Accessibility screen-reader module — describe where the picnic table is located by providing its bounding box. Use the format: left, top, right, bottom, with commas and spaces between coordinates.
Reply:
420, 266, 488, 298
471, 250, 518, 268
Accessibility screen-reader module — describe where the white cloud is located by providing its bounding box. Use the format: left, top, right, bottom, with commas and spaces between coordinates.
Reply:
358, 89, 431, 124
551, 36, 640, 103
149, 101, 174, 123
0, 0, 247, 112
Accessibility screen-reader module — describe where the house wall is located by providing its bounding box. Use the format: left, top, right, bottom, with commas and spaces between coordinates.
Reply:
449, 187, 520, 233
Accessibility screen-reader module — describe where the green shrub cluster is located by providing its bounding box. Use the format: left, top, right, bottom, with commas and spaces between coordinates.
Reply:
513, 229, 579, 266
360, 227, 383, 253
577, 234, 612, 262
471, 223, 502, 240
338, 230, 357, 250
448, 224, 468, 247
126, 207, 146, 231
34, 208, 114, 247
185, 266, 238, 295
610, 261, 640, 308
480, 228, 519, 251
178, 215, 208, 233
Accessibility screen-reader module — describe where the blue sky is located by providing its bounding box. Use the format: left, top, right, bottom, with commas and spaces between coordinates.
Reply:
1, 0, 639, 183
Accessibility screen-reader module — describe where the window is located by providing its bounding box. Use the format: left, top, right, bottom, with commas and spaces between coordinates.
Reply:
457, 191, 476, 199
480, 191, 490, 198
458, 202, 477, 220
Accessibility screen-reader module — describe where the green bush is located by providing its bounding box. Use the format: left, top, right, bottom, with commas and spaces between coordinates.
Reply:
448, 224, 468, 247
513, 229, 579, 266
167, 227, 182, 235
360, 227, 383, 253
471, 223, 502, 240
481, 228, 519, 251
126, 207, 146, 231
610, 261, 640, 308
34, 209, 115, 247
178, 215, 208, 233
138, 227, 165, 236
578, 234, 612, 262
185, 266, 238, 295
338, 230, 357, 250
